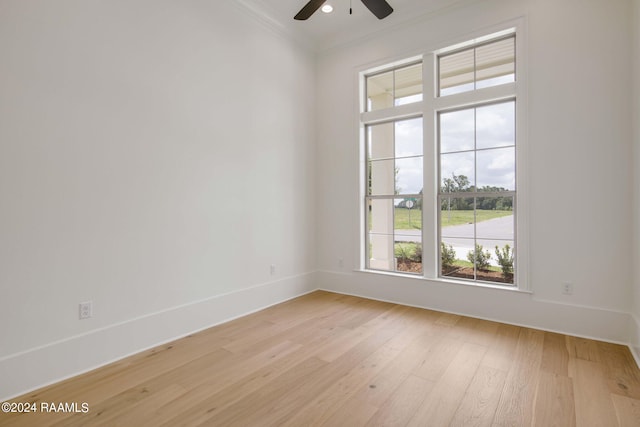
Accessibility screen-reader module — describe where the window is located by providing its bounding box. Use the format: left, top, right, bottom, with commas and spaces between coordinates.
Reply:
367, 62, 423, 110
361, 29, 524, 287
365, 62, 424, 274
439, 101, 516, 284
366, 117, 424, 274
438, 36, 515, 96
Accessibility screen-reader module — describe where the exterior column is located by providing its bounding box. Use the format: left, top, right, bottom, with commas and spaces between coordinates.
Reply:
369, 92, 395, 270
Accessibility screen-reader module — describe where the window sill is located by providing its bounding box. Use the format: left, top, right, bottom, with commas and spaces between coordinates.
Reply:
354, 268, 532, 294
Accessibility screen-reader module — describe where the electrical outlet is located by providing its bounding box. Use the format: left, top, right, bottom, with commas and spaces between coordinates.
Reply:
562, 282, 573, 295
338, 258, 344, 268
270, 264, 276, 275
79, 301, 93, 319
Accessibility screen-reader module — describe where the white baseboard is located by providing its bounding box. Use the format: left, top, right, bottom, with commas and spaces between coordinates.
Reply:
0, 273, 316, 401
316, 270, 632, 347
629, 314, 640, 368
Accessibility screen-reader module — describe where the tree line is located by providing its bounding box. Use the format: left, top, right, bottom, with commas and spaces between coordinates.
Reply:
396, 174, 513, 211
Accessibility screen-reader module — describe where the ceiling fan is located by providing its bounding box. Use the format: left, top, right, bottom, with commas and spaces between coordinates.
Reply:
294, 0, 393, 20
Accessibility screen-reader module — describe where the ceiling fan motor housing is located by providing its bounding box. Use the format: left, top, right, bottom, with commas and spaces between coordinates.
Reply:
294, 0, 393, 20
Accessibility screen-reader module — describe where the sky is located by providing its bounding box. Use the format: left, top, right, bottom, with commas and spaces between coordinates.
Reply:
374, 99, 515, 197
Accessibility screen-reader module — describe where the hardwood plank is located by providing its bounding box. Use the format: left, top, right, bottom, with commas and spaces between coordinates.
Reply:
312, 304, 411, 362
570, 358, 618, 427
435, 312, 461, 327
411, 335, 464, 382
449, 366, 507, 427
407, 342, 487, 426
612, 394, 640, 427
492, 328, 544, 426
566, 335, 601, 362
532, 372, 575, 427
480, 323, 520, 373
448, 316, 483, 342
366, 375, 434, 426
467, 319, 500, 346
540, 332, 570, 376
597, 341, 640, 399
320, 396, 378, 427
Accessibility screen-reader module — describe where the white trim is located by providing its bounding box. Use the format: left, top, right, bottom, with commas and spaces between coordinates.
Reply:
629, 313, 640, 368
0, 273, 316, 401
360, 103, 423, 125
432, 82, 516, 111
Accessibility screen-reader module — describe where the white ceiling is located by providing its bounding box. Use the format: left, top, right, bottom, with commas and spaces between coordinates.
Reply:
239, 0, 468, 50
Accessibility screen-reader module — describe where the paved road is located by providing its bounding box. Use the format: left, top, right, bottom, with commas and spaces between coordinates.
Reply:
395, 216, 514, 266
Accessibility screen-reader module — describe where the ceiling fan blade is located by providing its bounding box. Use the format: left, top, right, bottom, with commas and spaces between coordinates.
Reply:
360, 0, 393, 19
294, 0, 326, 20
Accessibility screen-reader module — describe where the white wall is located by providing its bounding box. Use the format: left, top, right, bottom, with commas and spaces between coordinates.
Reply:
316, 0, 634, 341
632, 0, 640, 360
0, 0, 316, 399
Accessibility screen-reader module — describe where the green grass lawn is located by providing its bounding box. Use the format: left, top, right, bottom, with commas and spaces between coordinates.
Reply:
393, 208, 512, 229
394, 207, 422, 229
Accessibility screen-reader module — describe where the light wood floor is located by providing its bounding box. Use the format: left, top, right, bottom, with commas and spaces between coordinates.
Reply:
2, 291, 640, 426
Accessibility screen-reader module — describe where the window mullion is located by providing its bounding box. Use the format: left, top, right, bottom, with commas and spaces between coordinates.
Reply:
419, 53, 435, 279
361, 103, 423, 125
432, 83, 516, 111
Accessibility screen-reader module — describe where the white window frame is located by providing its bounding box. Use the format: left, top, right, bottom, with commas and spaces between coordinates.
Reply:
359, 22, 529, 291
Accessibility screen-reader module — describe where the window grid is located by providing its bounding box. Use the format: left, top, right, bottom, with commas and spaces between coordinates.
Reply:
361, 29, 520, 287
436, 100, 516, 284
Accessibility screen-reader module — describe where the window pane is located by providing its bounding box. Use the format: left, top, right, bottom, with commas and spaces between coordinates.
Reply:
395, 118, 423, 157
469, 240, 496, 282
367, 122, 394, 160
440, 237, 466, 278
395, 240, 422, 274
476, 147, 515, 191
475, 201, 514, 240
440, 152, 475, 192
395, 197, 422, 232
369, 198, 393, 234
476, 101, 515, 150
395, 157, 423, 195
394, 63, 423, 106
440, 109, 475, 153
439, 36, 515, 97
439, 49, 474, 96
369, 159, 395, 195
493, 241, 515, 284
367, 71, 393, 111
440, 197, 475, 234
368, 198, 394, 271
475, 37, 515, 89
395, 196, 422, 275
369, 233, 394, 271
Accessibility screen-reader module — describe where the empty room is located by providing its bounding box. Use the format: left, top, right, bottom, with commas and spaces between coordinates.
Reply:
1, 0, 640, 425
